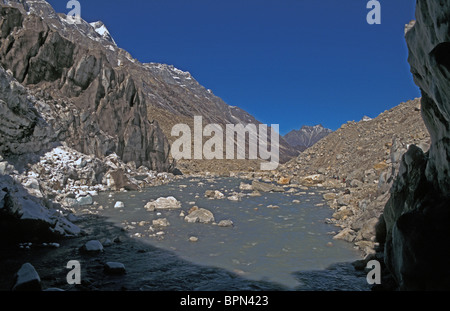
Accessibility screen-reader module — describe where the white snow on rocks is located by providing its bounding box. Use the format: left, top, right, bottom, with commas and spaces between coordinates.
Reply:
0, 174, 81, 237
89, 21, 117, 45
114, 201, 125, 209
0, 142, 175, 238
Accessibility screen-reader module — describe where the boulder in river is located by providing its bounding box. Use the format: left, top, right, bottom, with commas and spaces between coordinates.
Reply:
204, 190, 225, 199
184, 208, 215, 224
227, 195, 240, 201
104, 262, 126, 275
81, 240, 104, 253
239, 182, 253, 191
144, 197, 181, 211
114, 201, 125, 209
252, 180, 285, 193
218, 220, 234, 227
12, 263, 41, 291
152, 218, 170, 227
76, 195, 93, 206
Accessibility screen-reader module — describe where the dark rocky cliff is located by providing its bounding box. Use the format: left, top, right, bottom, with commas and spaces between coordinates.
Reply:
380, 0, 450, 290
0, 2, 170, 171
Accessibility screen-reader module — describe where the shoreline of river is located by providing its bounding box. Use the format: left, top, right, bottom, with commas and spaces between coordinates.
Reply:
1, 175, 371, 291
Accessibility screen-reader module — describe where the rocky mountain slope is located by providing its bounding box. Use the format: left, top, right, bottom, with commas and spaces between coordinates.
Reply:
0, 0, 171, 171
283, 125, 333, 152
281, 98, 429, 182
277, 98, 430, 260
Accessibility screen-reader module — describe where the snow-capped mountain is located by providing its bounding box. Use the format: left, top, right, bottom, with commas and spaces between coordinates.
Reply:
90, 21, 116, 45
284, 125, 333, 152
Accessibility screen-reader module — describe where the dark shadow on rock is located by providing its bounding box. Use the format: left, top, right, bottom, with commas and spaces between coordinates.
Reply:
0, 173, 80, 245
0, 213, 290, 291
0, 212, 372, 291
1, 142, 63, 175
292, 262, 370, 291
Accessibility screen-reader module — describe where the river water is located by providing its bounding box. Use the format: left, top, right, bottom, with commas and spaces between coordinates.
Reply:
93, 177, 369, 291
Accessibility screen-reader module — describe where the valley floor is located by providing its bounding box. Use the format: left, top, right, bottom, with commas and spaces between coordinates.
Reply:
0, 176, 370, 292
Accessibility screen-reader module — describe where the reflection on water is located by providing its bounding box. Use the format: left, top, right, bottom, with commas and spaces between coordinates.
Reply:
95, 177, 368, 290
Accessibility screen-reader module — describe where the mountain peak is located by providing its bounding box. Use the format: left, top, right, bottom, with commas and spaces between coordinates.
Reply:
89, 21, 116, 45
300, 124, 326, 131
284, 124, 333, 151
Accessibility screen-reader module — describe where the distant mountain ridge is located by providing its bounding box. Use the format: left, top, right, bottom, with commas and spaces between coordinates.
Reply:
283, 125, 333, 152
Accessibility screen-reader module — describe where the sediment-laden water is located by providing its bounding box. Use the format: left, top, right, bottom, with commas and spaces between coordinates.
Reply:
92, 177, 369, 290
0, 177, 370, 291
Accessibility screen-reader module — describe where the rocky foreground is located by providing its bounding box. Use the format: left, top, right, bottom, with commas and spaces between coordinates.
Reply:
0, 62, 177, 240
1, 144, 178, 240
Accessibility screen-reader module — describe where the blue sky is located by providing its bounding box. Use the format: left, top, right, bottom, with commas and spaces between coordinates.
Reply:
48, 0, 420, 135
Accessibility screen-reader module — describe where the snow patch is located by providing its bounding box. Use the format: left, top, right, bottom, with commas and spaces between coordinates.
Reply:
89, 21, 117, 45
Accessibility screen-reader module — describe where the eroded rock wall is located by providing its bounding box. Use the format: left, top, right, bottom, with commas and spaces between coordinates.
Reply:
0, 66, 55, 155
0, 4, 170, 171
381, 0, 450, 290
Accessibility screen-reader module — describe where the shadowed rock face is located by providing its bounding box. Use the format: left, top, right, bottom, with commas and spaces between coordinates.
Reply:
0, 66, 55, 155
381, 0, 450, 290
406, 1, 450, 196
